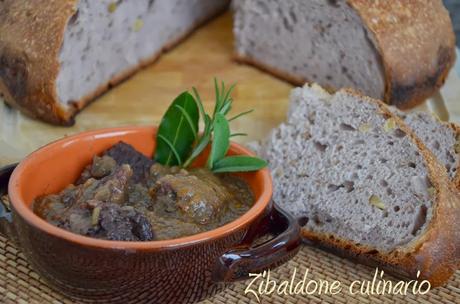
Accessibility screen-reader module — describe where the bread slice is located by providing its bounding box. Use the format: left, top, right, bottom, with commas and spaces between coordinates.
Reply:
233, 0, 455, 109
262, 84, 460, 286
396, 112, 460, 188
289, 93, 460, 189
0, 0, 229, 125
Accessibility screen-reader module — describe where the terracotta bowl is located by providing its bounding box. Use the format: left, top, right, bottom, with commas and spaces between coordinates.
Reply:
0, 126, 300, 303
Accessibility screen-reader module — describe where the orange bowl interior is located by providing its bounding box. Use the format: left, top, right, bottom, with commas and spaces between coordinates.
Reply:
8, 126, 272, 249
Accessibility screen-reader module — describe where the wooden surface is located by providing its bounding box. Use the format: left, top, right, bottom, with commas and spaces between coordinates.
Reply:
0, 11, 459, 166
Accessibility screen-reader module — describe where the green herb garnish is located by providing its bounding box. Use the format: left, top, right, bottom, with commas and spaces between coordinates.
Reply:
207, 113, 230, 169
154, 79, 267, 173
155, 92, 199, 166
212, 156, 269, 173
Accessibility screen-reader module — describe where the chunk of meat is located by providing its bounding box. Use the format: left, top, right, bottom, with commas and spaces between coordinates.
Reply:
104, 142, 154, 183
35, 164, 138, 237
91, 164, 133, 204
34, 194, 69, 226
56, 203, 155, 241
149, 163, 181, 184
91, 155, 117, 178
77, 142, 154, 184
97, 204, 154, 241
75, 164, 133, 205
146, 213, 203, 240
152, 169, 232, 225
77, 155, 117, 184
68, 209, 93, 235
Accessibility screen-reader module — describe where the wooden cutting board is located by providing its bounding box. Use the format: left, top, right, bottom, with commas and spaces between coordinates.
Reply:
1, 12, 460, 166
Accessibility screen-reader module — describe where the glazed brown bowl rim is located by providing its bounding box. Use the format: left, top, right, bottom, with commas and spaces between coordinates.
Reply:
8, 126, 273, 251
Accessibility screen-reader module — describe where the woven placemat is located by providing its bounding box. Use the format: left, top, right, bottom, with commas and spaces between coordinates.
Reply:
0, 236, 458, 304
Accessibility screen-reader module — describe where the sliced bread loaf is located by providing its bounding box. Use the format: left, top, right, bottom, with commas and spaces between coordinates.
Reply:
262, 84, 460, 286
289, 91, 460, 188
0, 0, 229, 125
233, 0, 455, 109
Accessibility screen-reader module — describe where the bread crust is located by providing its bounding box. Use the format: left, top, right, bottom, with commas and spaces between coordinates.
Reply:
0, 0, 78, 125
300, 88, 460, 287
448, 123, 460, 190
348, 0, 456, 109
0, 1, 229, 125
235, 0, 456, 110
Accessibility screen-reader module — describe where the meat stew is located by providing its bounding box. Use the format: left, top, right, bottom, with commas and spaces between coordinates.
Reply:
33, 142, 254, 241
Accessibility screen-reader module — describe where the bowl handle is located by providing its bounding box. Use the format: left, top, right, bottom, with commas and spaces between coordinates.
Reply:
0, 164, 17, 243
212, 202, 301, 282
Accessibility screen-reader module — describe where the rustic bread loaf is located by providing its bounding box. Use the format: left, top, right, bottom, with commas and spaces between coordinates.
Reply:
233, 0, 456, 109
288, 87, 460, 188
0, 0, 229, 125
261, 84, 460, 286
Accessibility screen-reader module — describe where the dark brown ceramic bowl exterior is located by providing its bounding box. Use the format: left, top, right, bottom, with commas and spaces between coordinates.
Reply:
1, 127, 300, 303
